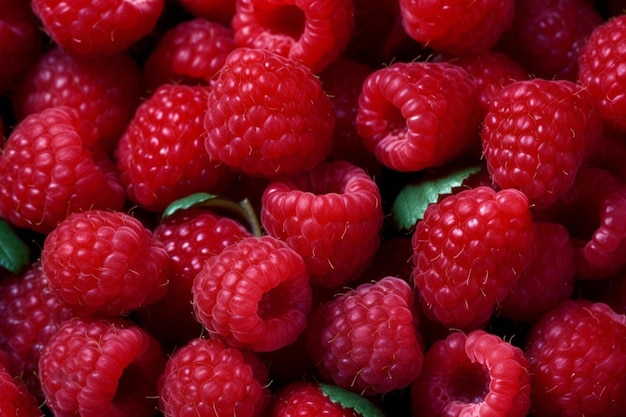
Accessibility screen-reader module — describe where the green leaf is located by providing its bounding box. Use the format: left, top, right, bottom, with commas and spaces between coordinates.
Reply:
0, 219, 30, 274
318, 383, 385, 417
391, 164, 483, 231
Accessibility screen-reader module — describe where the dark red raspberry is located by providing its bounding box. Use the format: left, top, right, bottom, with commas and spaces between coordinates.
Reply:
13, 47, 142, 151
31, 0, 165, 56
498, 0, 603, 82
38, 316, 166, 417
231, 0, 354, 73
482, 78, 602, 207
305, 276, 424, 396
411, 330, 531, 417
579, 14, 626, 132
193, 235, 312, 352
173, 0, 236, 26
0, 349, 42, 417
41, 209, 171, 316
0, 106, 126, 234
204, 47, 335, 178
261, 160, 383, 289
412, 186, 536, 330
158, 337, 269, 417
116, 84, 234, 212
526, 300, 626, 417
399, 0, 515, 56
135, 208, 252, 351
355, 61, 480, 172
142, 18, 235, 92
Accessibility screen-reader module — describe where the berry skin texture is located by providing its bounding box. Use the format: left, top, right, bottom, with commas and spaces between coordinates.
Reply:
231, 0, 355, 73
261, 160, 384, 289
0, 106, 126, 234
158, 338, 269, 417
305, 276, 424, 396
526, 300, 626, 417
412, 186, 536, 330
204, 47, 335, 178
41, 209, 171, 317
271, 382, 364, 417
38, 317, 167, 417
192, 235, 312, 352
356, 61, 480, 172
116, 84, 234, 212
411, 330, 531, 417
31, 0, 165, 56
481, 78, 602, 207
0, 349, 43, 417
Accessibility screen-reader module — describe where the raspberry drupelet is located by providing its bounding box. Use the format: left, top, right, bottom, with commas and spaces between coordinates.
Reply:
0, 349, 42, 417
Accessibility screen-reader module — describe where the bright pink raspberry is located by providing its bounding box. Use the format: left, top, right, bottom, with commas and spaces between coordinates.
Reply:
193, 235, 312, 352
231, 0, 354, 73
412, 186, 536, 330
0, 106, 126, 234
261, 160, 383, 289
411, 330, 531, 417
39, 316, 166, 417
526, 300, 626, 417
305, 276, 424, 396
204, 47, 335, 178
41, 209, 171, 316
31, 0, 165, 56
399, 0, 515, 56
0, 349, 42, 417
173, 0, 236, 26
356, 61, 480, 172
482, 78, 602, 207
116, 84, 234, 212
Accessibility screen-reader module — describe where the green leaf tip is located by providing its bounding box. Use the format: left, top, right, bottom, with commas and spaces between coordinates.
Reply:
318, 383, 386, 417
0, 219, 30, 274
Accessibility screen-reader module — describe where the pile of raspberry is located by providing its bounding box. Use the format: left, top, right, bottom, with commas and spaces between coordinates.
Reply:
2, 0, 626, 416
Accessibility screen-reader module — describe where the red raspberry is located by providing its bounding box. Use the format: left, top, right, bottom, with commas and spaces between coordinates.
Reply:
482, 78, 602, 207
116, 84, 234, 212
41, 209, 171, 316
12, 47, 142, 151
412, 186, 536, 330
579, 14, 626, 132
135, 208, 252, 350
38, 316, 166, 417
142, 18, 235, 92
158, 337, 269, 417
192, 235, 312, 352
173, 0, 236, 26
498, 0, 603, 82
31, 0, 165, 56
0, 106, 126, 234
355, 61, 480, 172
305, 276, 424, 396
0, 349, 42, 417
204, 47, 335, 178
411, 330, 531, 417
261, 160, 383, 289
231, 0, 354, 73
399, 0, 515, 56
526, 300, 626, 416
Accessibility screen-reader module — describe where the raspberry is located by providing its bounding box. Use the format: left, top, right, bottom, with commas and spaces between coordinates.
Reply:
231, 0, 354, 73
526, 300, 626, 416
192, 235, 312, 352
203, 47, 335, 178
173, 0, 236, 26
579, 14, 626, 132
0, 106, 126, 234
12, 47, 142, 151
0, 349, 42, 417
31, 0, 165, 56
158, 337, 269, 417
305, 276, 424, 396
261, 160, 383, 289
399, 0, 515, 56
481, 78, 602, 207
38, 316, 166, 417
411, 330, 531, 417
115, 84, 234, 212
141, 18, 235, 92
41, 209, 171, 316
412, 186, 536, 330
355, 61, 480, 172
